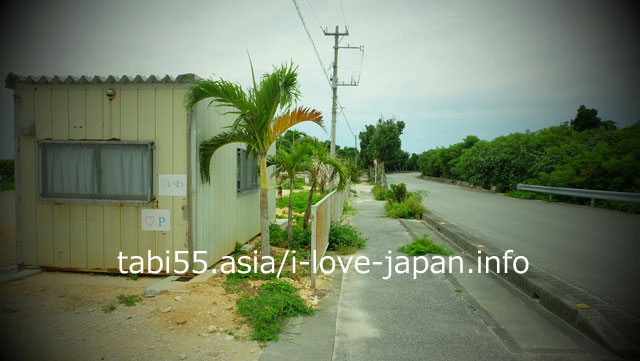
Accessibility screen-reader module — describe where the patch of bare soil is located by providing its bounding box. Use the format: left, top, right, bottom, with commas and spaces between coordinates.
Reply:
0, 255, 332, 361
0, 271, 261, 360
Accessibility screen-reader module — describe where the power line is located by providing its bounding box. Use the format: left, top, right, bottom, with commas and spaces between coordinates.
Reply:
338, 0, 348, 28
292, 0, 331, 86
291, 0, 361, 153
306, 0, 323, 31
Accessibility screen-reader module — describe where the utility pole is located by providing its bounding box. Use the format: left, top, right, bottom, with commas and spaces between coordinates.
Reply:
324, 26, 361, 156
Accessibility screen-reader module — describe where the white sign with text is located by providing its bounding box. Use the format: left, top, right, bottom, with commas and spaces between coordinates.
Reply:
141, 209, 171, 231
159, 174, 187, 196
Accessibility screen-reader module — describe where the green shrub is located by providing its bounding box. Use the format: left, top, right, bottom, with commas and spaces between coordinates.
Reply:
269, 223, 310, 251
388, 183, 407, 202
384, 193, 426, 219
236, 279, 313, 341
397, 234, 452, 256
328, 222, 367, 254
231, 241, 246, 257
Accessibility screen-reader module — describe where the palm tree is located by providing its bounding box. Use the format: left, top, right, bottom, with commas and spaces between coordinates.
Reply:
185, 61, 323, 257
267, 144, 313, 243
302, 139, 348, 229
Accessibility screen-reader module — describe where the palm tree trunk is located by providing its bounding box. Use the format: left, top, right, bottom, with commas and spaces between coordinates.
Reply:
303, 175, 318, 229
259, 155, 271, 258
287, 177, 294, 243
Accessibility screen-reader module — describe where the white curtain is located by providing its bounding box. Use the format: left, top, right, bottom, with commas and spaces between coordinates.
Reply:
42, 143, 151, 199
46, 145, 97, 195
100, 145, 151, 196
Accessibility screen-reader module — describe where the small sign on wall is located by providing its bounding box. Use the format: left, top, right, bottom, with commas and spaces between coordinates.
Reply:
159, 174, 187, 196
142, 209, 171, 231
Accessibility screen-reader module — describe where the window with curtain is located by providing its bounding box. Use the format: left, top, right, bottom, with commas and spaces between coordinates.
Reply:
237, 148, 259, 193
38, 141, 153, 202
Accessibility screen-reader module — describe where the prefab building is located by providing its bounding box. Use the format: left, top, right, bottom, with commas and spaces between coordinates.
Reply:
5, 73, 275, 273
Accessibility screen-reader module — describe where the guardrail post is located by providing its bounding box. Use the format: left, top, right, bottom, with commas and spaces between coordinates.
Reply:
591, 198, 595, 208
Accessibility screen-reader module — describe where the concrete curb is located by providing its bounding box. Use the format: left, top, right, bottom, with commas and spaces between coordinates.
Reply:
0, 268, 41, 285
421, 211, 637, 357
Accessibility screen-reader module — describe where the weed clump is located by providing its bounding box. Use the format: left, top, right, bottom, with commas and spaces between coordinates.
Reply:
397, 234, 453, 256
343, 201, 356, 215
117, 294, 143, 307
372, 184, 388, 200
383, 183, 427, 219
328, 222, 367, 254
236, 279, 313, 341
269, 223, 310, 253
102, 304, 116, 313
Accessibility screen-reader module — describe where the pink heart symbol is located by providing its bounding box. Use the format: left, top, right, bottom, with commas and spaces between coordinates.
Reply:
145, 216, 155, 227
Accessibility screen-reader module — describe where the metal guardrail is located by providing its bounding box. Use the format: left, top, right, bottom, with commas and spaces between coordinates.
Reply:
516, 184, 640, 206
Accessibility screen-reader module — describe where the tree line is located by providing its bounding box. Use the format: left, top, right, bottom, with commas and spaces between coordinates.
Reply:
415, 106, 640, 211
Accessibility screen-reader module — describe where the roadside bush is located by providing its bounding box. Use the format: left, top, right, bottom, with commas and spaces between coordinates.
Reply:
236, 279, 313, 341
384, 190, 427, 219
371, 184, 388, 200
388, 183, 407, 202
328, 222, 367, 254
397, 234, 452, 256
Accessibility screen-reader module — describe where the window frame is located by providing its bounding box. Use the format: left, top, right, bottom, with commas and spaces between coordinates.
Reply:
236, 148, 259, 194
37, 140, 156, 204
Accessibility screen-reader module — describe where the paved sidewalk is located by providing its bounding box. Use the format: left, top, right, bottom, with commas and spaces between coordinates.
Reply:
262, 184, 614, 360
333, 184, 514, 360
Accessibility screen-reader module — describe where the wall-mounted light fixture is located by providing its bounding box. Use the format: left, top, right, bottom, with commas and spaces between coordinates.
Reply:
106, 88, 116, 101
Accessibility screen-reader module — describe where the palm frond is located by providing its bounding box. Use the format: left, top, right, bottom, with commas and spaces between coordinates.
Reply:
199, 129, 253, 182
184, 78, 252, 112
267, 143, 313, 178
322, 156, 348, 190
269, 107, 323, 146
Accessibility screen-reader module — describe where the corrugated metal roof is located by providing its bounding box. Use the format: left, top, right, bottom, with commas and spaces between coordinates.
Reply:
5, 72, 200, 89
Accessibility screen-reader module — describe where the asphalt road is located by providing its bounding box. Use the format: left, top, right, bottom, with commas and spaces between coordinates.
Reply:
387, 173, 640, 319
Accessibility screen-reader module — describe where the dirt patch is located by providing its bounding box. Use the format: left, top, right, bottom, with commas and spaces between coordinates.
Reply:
0, 257, 332, 360
0, 271, 260, 360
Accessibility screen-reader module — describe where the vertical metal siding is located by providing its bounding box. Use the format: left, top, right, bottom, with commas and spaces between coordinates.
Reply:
16, 82, 270, 272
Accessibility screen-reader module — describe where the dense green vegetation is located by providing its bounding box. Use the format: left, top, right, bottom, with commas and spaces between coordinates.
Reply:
0, 160, 15, 191
417, 106, 640, 212
269, 223, 310, 253
397, 234, 452, 256
236, 279, 313, 341
276, 190, 325, 214
372, 183, 427, 219
359, 118, 418, 172
328, 222, 367, 254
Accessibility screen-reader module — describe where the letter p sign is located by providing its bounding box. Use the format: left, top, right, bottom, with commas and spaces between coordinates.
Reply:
141, 209, 171, 231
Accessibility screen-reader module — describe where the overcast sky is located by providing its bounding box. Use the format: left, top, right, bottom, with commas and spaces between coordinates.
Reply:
1, 0, 638, 159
